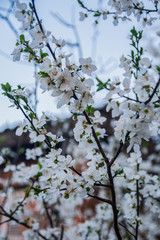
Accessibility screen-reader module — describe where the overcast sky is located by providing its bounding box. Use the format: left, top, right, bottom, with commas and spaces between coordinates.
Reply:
0, 0, 156, 132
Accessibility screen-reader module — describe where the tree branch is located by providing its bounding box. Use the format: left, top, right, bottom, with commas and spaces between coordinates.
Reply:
31, 0, 57, 61
144, 75, 160, 105
88, 193, 113, 205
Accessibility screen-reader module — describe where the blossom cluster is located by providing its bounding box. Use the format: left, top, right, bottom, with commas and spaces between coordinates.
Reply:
78, 0, 160, 26
1, 0, 160, 240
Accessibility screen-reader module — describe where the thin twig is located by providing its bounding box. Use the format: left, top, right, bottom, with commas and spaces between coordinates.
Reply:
43, 200, 53, 228
135, 164, 140, 240
133, 3, 158, 13
94, 182, 112, 188
13, 97, 52, 149
83, 110, 109, 166
119, 223, 136, 239
88, 193, 112, 205
144, 75, 160, 105
10, 179, 35, 217
0, 206, 48, 240
82, 108, 122, 239
60, 225, 64, 240
109, 132, 130, 167
31, 0, 57, 61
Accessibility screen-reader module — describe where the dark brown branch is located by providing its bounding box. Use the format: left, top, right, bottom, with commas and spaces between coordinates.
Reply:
109, 132, 130, 167
83, 110, 109, 166
118, 94, 142, 103
43, 200, 53, 228
31, 0, 56, 61
60, 225, 64, 240
78, 0, 158, 19
10, 179, 35, 217
133, 3, 158, 13
107, 165, 122, 240
135, 164, 140, 240
119, 223, 136, 239
144, 76, 160, 105
13, 97, 52, 149
0, 206, 48, 240
82, 109, 122, 240
77, 0, 97, 13
88, 193, 112, 205
109, 141, 124, 167
70, 166, 82, 176
94, 182, 112, 188
0, 219, 10, 225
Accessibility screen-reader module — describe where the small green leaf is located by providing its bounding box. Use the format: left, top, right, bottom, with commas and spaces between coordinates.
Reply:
156, 65, 160, 73
32, 186, 42, 196
29, 112, 35, 119
25, 186, 30, 197
20, 34, 25, 44
38, 161, 42, 169
96, 77, 104, 91
34, 172, 42, 178
1, 83, 11, 92
29, 2, 33, 9
85, 105, 95, 115
39, 71, 49, 78
115, 169, 124, 175
64, 192, 69, 199
94, 12, 101, 17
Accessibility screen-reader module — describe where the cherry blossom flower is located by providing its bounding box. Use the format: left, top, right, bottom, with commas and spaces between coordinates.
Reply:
11, 43, 23, 62
15, 0, 27, 21
79, 12, 87, 21
52, 36, 65, 49
79, 57, 97, 76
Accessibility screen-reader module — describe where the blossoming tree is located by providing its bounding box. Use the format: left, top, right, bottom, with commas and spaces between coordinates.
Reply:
0, 0, 160, 239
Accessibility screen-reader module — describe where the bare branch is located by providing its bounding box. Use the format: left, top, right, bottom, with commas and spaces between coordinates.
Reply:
88, 193, 113, 205
144, 75, 160, 105
31, 0, 57, 61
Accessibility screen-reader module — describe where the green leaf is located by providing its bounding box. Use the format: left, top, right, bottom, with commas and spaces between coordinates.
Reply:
25, 186, 30, 197
34, 172, 42, 178
38, 161, 42, 169
96, 77, 110, 91
96, 77, 104, 91
20, 34, 25, 44
130, 27, 137, 37
19, 147, 25, 154
1, 83, 12, 92
115, 169, 124, 175
156, 65, 160, 73
24, 47, 29, 52
96, 132, 100, 136
85, 105, 95, 115
131, 50, 134, 59
154, 103, 160, 108
40, 49, 43, 58
40, 49, 48, 59
64, 192, 69, 199
23, 105, 29, 111
39, 71, 49, 78
29, 2, 33, 9
140, 47, 143, 55
94, 12, 101, 17
32, 186, 42, 196
29, 112, 35, 119
42, 52, 48, 58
